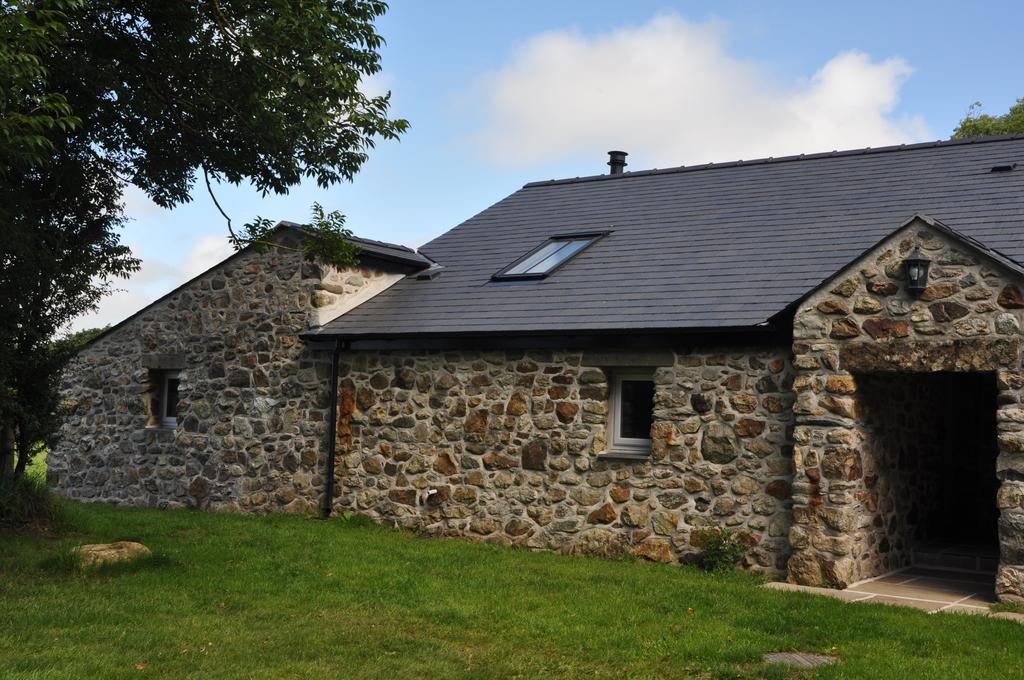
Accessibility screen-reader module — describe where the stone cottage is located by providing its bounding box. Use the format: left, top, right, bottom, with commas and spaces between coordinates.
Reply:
52, 136, 1024, 601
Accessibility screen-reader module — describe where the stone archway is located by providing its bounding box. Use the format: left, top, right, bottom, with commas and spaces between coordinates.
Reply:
785, 218, 1024, 602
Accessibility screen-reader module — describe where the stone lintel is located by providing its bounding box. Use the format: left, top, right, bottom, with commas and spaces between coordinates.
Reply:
140, 354, 187, 370
582, 350, 675, 367
839, 339, 1019, 373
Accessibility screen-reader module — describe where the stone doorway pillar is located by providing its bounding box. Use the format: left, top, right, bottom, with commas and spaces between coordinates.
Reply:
996, 370, 1024, 602
782, 220, 1024, 601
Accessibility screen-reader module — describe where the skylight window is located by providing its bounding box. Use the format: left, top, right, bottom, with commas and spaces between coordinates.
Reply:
492, 232, 605, 280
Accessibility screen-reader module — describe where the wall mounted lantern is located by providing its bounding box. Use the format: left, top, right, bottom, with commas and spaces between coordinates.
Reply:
904, 245, 931, 296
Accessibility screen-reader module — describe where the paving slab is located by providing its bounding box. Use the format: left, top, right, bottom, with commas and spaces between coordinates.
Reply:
761, 567, 1020, 621
867, 595, 944, 612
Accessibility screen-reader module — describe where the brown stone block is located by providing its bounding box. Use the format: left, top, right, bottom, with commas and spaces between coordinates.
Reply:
482, 452, 518, 470
998, 370, 1024, 390
631, 539, 676, 563
355, 387, 376, 411
434, 453, 458, 476
861, 318, 910, 340
824, 375, 856, 394
868, 280, 899, 296
587, 503, 616, 524
426, 486, 450, 506
821, 446, 861, 481
743, 438, 775, 458
929, 301, 970, 322
817, 506, 856, 532
464, 409, 488, 433
621, 504, 649, 527
829, 317, 860, 339
393, 367, 417, 389
830, 278, 860, 297
816, 299, 850, 315
388, 488, 417, 506
765, 479, 792, 499
853, 296, 883, 314
786, 551, 825, 585
919, 281, 958, 301
998, 285, 1024, 309
998, 482, 1024, 509
521, 439, 548, 470
188, 476, 210, 499
996, 564, 1024, 602
735, 418, 765, 437
504, 518, 533, 537
547, 385, 569, 400
701, 421, 740, 461
609, 483, 631, 503
729, 394, 757, 413
555, 401, 579, 423
819, 395, 857, 419
452, 485, 478, 503
505, 392, 529, 416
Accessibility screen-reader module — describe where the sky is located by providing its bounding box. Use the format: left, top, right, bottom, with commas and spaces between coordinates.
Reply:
73, 0, 1024, 330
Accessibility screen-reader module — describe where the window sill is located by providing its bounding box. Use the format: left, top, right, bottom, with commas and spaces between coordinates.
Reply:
597, 450, 651, 462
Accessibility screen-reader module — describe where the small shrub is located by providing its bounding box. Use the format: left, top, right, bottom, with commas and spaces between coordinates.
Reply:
337, 511, 375, 528
691, 527, 752, 572
0, 473, 62, 531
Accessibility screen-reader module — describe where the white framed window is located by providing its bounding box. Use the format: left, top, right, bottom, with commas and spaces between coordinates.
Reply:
606, 369, 655, 456
149, 370, 180, 428
491, 231, 607, 281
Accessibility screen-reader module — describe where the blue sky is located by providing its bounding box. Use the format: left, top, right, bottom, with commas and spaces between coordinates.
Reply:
76, 0, 1024, 329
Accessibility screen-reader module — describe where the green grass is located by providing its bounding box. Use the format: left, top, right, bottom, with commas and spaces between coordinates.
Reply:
2, 504, 1022, 679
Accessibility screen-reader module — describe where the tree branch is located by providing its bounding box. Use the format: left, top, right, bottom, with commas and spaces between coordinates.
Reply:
202, 166, 301, 253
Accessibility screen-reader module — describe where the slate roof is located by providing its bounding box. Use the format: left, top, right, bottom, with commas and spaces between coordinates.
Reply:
313, 135, 1024, 339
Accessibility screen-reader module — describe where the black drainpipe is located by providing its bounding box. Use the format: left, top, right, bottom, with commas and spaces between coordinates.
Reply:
322, 338, 343, 518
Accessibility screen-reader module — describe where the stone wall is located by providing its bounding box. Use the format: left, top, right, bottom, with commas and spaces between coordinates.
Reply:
787, 217, 1024, 599
50, 230, 395, 513
848, 373, 957, 574
332, 346, 796, 574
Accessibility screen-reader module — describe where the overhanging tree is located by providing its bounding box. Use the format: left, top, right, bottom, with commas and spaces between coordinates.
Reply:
0, 0, 407, 479
952, 98, 1024, 139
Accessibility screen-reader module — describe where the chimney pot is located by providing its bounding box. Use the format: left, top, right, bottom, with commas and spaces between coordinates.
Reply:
607, 150, 628, 175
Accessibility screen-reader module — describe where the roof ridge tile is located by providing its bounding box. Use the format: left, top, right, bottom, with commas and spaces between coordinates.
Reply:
523, 134, 1024, 188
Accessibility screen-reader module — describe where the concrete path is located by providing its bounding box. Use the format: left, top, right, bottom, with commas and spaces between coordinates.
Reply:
764, 567, 1024, 622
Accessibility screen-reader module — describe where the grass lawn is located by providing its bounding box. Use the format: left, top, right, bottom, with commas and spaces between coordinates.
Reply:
2, 503, 1023, 679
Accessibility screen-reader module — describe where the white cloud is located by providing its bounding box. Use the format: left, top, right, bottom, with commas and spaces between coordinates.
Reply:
359, 71, 394, 100
474, 14, 931, 167
179, 235, 235, 282
122, 185, 163, 218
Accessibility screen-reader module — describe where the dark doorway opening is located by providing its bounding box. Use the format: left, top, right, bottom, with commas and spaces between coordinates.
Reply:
854, 372, 999, 573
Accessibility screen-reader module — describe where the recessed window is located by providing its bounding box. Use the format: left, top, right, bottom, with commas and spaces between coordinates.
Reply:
607, 369, 655, 456
148, 370, 180, 428
492, 232, 605, 280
